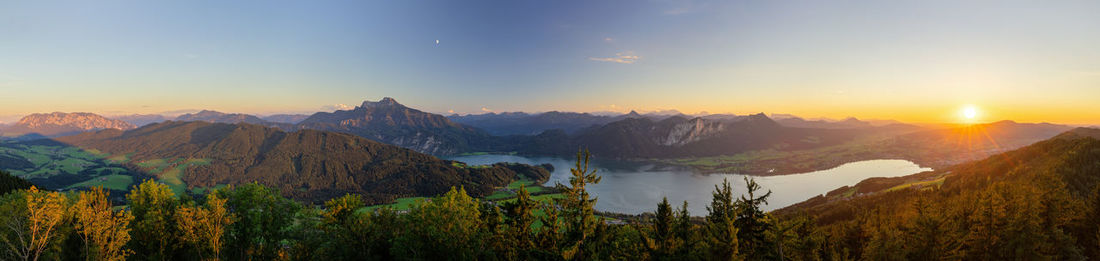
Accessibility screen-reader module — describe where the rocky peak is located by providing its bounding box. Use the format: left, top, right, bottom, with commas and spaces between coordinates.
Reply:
360, 97, 403, 109
14, 112, 136, 131
743, 113, 780, 127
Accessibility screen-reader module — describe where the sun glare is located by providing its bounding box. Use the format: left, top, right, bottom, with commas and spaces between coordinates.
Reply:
961, 105, 979, 123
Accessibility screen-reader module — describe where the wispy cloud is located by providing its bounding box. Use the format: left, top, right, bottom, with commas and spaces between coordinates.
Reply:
604, 37, 614, 43
589, 51, 640, 64
481, 107, 493, 112
321, 104, 354, 111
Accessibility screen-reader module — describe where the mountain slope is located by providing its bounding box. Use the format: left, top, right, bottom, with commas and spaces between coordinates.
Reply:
175, 110, 270, 125
774, 129, 1100, 259
112, 114, 170, 127
297, 97, 498, 155
2, 112, 136, 137
262, 114, 311, 124
515, 113, 872, 159
449, 111, 623, 136
54, 121, 549, 204
780, 127, 1100, 218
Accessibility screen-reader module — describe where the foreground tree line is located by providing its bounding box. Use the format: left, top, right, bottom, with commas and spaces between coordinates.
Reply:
1, 146, 1099, 260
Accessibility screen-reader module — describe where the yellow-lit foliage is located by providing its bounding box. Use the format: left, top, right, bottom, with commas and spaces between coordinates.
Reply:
74, 186, 134, 261
176, 193, 234, 261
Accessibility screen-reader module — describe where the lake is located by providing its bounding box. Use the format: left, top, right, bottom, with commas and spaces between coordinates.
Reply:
445, 155, 933, 215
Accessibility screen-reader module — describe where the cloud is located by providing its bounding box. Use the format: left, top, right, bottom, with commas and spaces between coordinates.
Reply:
158, 109, 201, 117
481, 107, 492, 112
321, 104, 354, 111
448, 109, 455, 114
589, 51, 640, 64
604, 37, 614, 43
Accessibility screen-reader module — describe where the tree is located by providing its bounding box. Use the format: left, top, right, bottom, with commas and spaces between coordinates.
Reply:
176, 192, 234, 261
0, 171, 32, 196
648, 197, 683, 260
501, 184, 539, 258
74, 186, 133, 261
393, 187, 486, 260
555, 149, 605, 260
126, 179, 180, 260
962, 186, 1007, 260
0, 186, 68, 261
216, 182, 300, 260
734, 177, 775, 260
705, 179, 740, 261
1084, 185, 1100, 259
903, 197, 955, 260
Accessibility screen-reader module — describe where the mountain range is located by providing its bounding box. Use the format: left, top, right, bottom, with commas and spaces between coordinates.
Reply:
449, 110, 657, 136
1, 112, 136, 138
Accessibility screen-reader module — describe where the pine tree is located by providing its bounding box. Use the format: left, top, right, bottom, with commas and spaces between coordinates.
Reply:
963, 187, 1007, 260
555, 149, 604, 260
648, 197, 682, 259
706, 179, 741, 261
502, 184, 538, 257
735, 177, 775, 260
903, 197, 954, 260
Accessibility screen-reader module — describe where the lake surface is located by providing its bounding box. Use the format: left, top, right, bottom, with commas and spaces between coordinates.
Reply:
445, 155, 932, 215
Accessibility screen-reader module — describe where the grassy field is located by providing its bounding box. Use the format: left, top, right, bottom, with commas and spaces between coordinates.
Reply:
0, 143, 106, 178
884, 176, 946, 193
150, 158, 211, 195
66, 174, 134, 191
0, 142, 216, 195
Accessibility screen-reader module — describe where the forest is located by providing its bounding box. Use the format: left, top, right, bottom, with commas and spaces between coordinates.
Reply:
1, 138, 1099, 260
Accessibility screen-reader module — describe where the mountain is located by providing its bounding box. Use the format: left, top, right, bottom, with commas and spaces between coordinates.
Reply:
514, 113, 871, 159
262, 114, 311, 124
112, 114, 170, 127
776, 117, 875, 129
883, 120, 1073, 166
54, 121, 549, 204
1056, 127, 1100, 140
175, 110, 270, 125
297, 97, 498, 155
2, 112, 136, 137
449, 111, 622, 136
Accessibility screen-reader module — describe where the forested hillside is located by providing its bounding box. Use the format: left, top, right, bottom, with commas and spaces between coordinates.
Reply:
52, 121, 549, 204
777, 128, 1100, 259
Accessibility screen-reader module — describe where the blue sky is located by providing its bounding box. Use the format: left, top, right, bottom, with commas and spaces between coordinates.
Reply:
2, 0, 1099, 124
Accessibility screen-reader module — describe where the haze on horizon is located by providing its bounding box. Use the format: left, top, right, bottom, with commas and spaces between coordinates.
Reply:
2, 0, 1099, 125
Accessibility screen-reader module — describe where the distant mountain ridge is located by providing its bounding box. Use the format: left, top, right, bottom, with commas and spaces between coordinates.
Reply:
262, 114, 311, 124
175, 110, 270, 125
297, 97, 498, 155
112, 114, 170, 127
448, 110, 688, 136
2, 112, 136, 138
510, 113, 882, 159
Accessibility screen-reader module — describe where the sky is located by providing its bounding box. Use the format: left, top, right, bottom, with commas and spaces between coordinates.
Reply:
2, 0, 1099, 124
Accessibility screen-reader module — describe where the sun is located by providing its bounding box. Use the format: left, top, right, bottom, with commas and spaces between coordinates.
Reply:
960, 105, 979, 123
